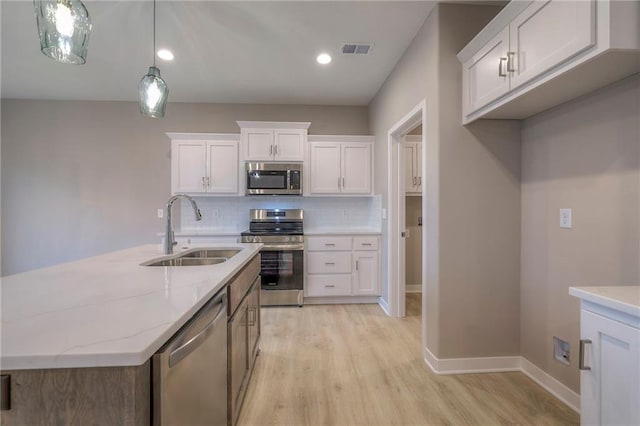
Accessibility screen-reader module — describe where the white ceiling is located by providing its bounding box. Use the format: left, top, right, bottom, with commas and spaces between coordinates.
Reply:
1, 1, 437, 106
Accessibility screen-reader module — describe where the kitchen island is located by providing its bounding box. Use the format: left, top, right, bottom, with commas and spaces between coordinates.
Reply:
0, 243, 262, 425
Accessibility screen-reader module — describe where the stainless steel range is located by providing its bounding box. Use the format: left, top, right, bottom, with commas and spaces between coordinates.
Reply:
241, 209, 304, 307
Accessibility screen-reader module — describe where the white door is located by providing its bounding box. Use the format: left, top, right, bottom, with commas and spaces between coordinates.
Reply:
404, 143, 417, 193
309, 143, 341, 194
274, 129, 304, 161
341, 143, 371, 194
509, 0, 595, 90
207, 141, 238, 194
244, 129, 274, 161
464, 25, 510, 114
581, 310, 640, 426
352, 252, 379, 296
172, 140, 207, 193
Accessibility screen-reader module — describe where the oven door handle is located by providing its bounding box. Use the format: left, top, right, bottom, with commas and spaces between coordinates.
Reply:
260, 244, 304, 251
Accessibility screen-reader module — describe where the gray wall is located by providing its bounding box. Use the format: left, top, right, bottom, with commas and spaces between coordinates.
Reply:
521, 74, 640, 392
369, 3, 521, 359
1, 100, 369, 275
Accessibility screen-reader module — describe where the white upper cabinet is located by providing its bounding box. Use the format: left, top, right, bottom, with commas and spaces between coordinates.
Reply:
309, 143, 341, 193
341, 144, 371, 194
238, 121, 310, 162
466, 26, 511, 112
508, 0, 595, 90
458, 0, 640, 123
308, 136, 373, 196
404, 136, 422, 195
168, 133, 239, 195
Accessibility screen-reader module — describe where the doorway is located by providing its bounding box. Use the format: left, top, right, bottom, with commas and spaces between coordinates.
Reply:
386, 100, 427, 347
404, 127, 423, 319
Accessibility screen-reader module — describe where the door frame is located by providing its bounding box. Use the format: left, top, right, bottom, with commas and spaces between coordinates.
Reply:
386, 100, 427, 319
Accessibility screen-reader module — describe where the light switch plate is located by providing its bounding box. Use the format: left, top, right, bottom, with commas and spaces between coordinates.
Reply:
560, 208, 572, 229
157, 209, 164, 219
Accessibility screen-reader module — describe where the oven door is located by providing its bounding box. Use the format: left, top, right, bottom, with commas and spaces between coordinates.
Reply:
259, 248, 303, 291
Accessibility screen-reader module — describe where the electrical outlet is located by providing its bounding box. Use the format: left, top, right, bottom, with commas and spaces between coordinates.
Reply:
553, 336, 570, 365
560, 208, 572, 229
157, 209, 163, 219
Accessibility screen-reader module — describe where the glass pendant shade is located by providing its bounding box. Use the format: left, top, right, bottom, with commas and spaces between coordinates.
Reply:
139, 66, 169, 118
34, 0, 92, 65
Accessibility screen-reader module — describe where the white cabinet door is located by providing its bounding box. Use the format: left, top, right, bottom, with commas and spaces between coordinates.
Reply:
509, 0, 595, 90
341, 143, 371, 194
172, 141, 207, 193
352, 251, 379, 296
309, 143, 341, 194
244, 129, 274, 161
404, 142, 422, 194
207, 141, 238, 194
415, 143, 422, 193
581, 310, 640, 426
464, 25, 510, 114
404, 144, 417, 193
274, 129, 304, 161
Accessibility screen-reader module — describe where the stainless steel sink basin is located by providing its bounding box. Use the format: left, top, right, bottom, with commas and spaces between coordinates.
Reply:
143, 257, 228, 267
179, 249, 241, 259
141, 248, 241, 267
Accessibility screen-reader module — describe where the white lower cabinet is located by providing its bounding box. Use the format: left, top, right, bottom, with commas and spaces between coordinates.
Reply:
305, 235, 380, 299
580, 309, 640, 426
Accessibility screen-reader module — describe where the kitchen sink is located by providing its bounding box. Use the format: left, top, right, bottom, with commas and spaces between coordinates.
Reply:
143, 257, 228, 267
179, 249, 241, 259
141, 248, 241, 267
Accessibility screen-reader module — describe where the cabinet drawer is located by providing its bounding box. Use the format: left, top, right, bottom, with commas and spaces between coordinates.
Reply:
353, 237, 378, 251
306, 274, 352, 297
307, 252, 351, 274
306, 237, 352, 251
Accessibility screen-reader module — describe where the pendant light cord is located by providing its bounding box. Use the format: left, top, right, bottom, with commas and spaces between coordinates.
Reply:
152, 0, 156, 67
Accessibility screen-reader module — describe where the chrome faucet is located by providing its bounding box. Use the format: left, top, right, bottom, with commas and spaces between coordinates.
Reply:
164, 194, 202, 255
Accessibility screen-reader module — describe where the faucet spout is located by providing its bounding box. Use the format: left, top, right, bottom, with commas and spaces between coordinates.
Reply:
164, 194, 202, 255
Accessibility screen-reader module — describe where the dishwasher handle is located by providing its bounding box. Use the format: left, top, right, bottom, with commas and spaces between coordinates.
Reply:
168, 293, 227, 368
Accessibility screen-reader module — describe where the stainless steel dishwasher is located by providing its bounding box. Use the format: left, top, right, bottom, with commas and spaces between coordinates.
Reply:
152, 289, 227, 426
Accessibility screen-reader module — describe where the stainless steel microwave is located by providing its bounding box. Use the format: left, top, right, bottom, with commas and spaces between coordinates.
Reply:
245, 162, 302, 195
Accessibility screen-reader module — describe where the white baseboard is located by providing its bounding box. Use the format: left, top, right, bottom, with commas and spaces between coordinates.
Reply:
303, 296, 379, 305
424, 346, 520, 374
406, 284, 422, 293
423, 348, 580, 414
520, 357, 580, 413
378, 297, 390, 315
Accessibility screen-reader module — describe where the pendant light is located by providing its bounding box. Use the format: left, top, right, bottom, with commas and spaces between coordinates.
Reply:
34, 0, 92, 65
139, 0, 168, 118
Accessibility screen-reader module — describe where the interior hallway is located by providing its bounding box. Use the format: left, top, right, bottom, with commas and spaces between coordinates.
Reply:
237, 299, 579, 425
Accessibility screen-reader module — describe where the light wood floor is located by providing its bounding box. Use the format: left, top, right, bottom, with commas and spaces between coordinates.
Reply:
238, 294, 579, 426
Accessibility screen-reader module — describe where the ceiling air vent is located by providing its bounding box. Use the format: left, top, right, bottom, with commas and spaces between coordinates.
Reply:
341, 43, 373, 55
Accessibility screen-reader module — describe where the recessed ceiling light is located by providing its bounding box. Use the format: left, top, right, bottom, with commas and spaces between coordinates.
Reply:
157, 49, 174, 61
316, 53, 332, 65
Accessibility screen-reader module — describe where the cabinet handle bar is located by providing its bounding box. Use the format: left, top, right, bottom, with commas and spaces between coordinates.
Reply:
579, 339, 592, 371
498, 57, 508, 77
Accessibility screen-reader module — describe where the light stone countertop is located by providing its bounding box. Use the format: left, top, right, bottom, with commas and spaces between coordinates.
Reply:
569, 286, 640, 317
0, 243, 262, 371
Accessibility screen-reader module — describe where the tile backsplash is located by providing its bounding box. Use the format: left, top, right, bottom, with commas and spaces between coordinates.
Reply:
179, 195, 382, 233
